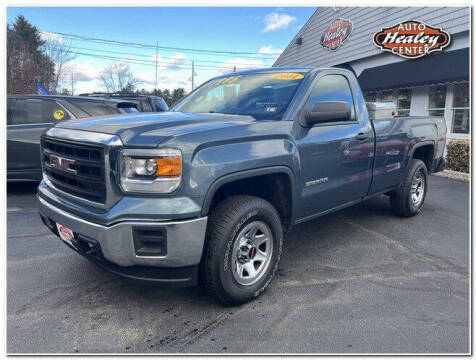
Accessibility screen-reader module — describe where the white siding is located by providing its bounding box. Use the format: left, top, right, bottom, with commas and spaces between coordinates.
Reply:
274, 7, 470, 68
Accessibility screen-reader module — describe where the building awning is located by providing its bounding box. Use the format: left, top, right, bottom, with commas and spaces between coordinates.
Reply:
358, 48, 469, 92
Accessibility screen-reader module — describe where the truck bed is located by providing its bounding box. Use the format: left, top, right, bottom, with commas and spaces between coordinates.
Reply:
369, 115, 446, 195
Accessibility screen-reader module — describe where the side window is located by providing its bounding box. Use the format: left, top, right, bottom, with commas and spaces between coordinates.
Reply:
67, 99, 121, 117
8, 99, 70, 125
41, 100, 71, 122
154, 98, 169, 112
309, 74, 356, 122
140, 99, 152, 112
9, 99, 40, 125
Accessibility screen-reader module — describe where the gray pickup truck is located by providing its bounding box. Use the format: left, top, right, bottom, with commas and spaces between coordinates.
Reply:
38, 67, 446, 305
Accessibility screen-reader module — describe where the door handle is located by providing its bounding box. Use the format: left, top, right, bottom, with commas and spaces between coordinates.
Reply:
355, 132, 369, 141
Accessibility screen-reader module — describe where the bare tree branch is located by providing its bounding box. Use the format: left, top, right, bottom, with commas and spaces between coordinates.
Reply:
41, 36, 77, 94
99, 62, 138, 93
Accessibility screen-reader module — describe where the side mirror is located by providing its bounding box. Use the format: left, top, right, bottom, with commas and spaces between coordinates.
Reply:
304, 101, 351, 126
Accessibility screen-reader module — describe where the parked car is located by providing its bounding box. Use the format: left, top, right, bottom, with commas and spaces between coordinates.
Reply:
38, 67, 446, 305
79, 93, 169, 112
7, 95, 138, 181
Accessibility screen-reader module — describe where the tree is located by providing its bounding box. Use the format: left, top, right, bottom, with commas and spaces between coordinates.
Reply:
171, 88, 186, 106
7, 15, 55, 94
119, 82, 136, 94
162, 89, 172, 106
99, 62, 138, 93
131, 87, 187, 107
41, 34, 77, 94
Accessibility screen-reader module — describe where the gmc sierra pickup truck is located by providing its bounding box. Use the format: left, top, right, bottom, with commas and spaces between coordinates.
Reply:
38, 67, 446, 305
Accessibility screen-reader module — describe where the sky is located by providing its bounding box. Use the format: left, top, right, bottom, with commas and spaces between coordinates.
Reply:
7, 7, 316, 94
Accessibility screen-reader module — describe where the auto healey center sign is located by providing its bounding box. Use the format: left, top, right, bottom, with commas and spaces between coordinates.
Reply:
373, 20, 451, 59
320, 18, 353, 50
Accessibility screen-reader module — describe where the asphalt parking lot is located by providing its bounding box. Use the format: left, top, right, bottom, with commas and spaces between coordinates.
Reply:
7, 175, 469, 354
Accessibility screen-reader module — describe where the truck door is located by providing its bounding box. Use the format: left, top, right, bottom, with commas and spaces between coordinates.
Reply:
295, 73, 374, 220
7, 98, 71, 179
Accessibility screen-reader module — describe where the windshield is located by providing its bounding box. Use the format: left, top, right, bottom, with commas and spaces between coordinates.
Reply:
172, 72, 306, 120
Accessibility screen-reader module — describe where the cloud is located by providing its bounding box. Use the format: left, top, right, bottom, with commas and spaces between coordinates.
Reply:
40, 31, 63, 44
262, 12, 296, 33
158, 74, 189, 88
257, 45, 283, 56
135, 71, 190, 90
151, 52, 189, 72
69, 60, 101, 82
165, 53, 189, 71
73, 79, 103, 95
134, 71, 155, 85
217, 58, 265, 75
67, 53, 194, 93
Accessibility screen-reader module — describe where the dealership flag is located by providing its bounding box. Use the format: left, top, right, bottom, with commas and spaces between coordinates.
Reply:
38, 82, 50, 95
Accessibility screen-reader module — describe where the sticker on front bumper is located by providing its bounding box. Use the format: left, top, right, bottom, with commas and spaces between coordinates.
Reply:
56, 223, 75, 246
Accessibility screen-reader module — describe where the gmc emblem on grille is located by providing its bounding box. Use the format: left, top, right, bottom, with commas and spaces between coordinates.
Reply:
49, 155, 77, 175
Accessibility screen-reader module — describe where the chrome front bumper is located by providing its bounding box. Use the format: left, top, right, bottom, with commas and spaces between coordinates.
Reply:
38, 196, 208, 268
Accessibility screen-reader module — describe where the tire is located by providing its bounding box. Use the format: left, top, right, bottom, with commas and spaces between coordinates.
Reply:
390, 159, 428, 217
202, 195, 283, 305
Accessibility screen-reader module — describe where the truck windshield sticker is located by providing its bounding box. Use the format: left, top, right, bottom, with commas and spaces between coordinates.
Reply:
208, 75, 242, 87
271, 73, 304, 80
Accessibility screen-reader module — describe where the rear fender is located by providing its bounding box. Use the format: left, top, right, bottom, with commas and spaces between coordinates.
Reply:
407, 140, 435, 173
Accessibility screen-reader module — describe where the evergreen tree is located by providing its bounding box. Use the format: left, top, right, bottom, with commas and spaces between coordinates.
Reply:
7, 15, 55, 94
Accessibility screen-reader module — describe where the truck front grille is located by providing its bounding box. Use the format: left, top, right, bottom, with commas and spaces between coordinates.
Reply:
41, 137, 107, 204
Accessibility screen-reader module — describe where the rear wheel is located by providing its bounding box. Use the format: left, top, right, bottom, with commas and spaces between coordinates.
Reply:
202, 195, 283, 305
390, 159, 428, 217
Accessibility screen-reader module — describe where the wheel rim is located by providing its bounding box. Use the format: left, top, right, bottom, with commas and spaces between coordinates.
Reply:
231, 220, 273, 286
411, 170, 425, 206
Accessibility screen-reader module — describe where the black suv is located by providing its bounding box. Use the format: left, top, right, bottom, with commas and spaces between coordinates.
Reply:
7, 95, 138, 182
79, 93, 169, 112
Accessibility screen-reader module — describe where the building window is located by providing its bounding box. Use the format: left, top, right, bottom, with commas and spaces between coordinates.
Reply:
396, 89, 411, 116
364, 92, 377, 102
380, 90, 394, 103
451, 83, 469, 134
427, 85, 446, 117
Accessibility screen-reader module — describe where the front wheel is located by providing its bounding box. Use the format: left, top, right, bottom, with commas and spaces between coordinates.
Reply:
390, 159, 428, 217
202, 195, 283, 305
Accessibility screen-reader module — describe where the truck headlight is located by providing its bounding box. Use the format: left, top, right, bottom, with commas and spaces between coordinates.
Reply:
119, 149, 182, 193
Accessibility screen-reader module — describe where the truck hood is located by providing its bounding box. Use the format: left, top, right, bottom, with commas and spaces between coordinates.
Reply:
56, 112, 256, 147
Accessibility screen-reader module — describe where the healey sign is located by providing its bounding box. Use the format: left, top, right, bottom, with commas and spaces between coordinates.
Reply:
320, 18, 353, 50
373, 20, 451, 59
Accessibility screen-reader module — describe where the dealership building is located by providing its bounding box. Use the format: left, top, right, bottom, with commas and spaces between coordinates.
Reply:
274, 7, 470, 143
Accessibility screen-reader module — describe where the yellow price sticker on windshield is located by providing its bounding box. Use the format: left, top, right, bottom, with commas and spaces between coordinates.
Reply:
53, 109, 65, 120
271, 72, 304, 80
209, 75, 242, 87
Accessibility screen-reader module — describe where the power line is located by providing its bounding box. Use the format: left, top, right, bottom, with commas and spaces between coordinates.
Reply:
52, 47, 261, 72
46, 30, 282, 59
46, 44, 275, 66
47, 47, 268, 70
